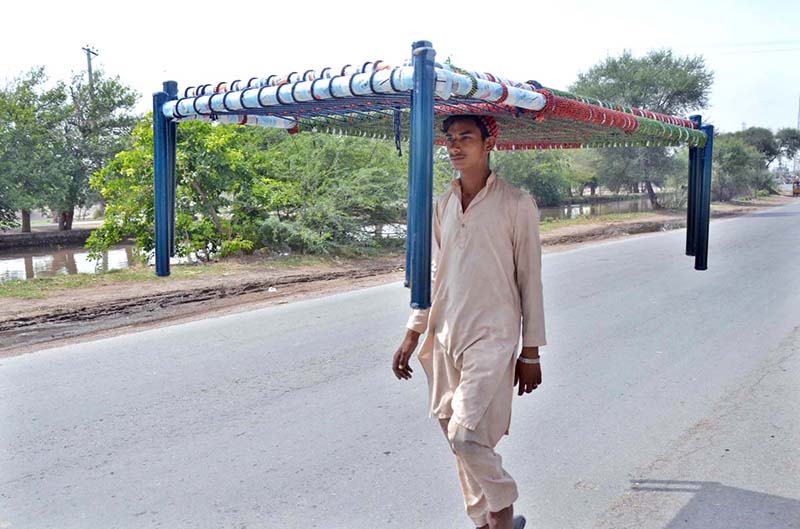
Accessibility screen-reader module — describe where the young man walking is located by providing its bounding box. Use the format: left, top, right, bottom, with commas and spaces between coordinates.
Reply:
392, 115, 546, 529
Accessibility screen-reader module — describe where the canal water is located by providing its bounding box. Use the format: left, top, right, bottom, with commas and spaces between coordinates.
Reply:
0, 245, 138, 282
538, 196, 655, 221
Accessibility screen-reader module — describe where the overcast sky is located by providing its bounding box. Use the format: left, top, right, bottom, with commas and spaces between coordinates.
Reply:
2, 0, 798, 134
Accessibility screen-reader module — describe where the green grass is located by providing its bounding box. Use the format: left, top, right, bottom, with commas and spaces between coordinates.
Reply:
538, 211, 667, 233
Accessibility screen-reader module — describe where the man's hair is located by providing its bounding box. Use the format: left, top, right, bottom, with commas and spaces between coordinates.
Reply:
441, 115, 490, 140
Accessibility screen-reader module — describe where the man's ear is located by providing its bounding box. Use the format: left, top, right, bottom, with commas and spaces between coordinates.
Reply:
485, 136, 497, 151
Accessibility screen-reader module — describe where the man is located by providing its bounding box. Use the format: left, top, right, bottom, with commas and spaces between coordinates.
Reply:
392, 115, 546, 529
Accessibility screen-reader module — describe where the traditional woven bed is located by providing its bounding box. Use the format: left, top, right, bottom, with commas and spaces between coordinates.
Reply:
152, 40, 714, 308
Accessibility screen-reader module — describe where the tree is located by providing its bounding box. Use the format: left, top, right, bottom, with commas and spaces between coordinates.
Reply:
87, 116, 265, 262
570, 49, 714, 208
776, 128, 800, 168
55, 69, 138, 230
493, 150, 573, 207
712, 134, 770, 201
0, 68, 70, 232
87, 115, 420, 261
735, 127, 779, 168
565, 150, 601, 196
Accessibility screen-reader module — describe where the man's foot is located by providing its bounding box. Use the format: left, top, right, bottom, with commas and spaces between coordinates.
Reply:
513, 515, 526, 529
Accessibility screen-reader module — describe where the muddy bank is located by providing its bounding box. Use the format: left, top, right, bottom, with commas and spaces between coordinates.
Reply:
540, 206, 754, 246
1, 260, 405, 356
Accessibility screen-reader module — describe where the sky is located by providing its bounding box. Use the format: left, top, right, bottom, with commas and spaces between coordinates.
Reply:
2, 0, 799, 134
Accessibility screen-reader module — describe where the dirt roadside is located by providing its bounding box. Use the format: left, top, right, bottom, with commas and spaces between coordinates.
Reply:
1, 197, 791, 357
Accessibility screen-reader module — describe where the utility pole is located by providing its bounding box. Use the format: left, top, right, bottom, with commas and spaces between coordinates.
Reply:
82, 45, 98, 101
79, 45, 101, 228
795, 94, 800, 174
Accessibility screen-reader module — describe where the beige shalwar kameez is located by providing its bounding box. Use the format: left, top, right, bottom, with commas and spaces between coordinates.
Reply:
406, 173, 546, 527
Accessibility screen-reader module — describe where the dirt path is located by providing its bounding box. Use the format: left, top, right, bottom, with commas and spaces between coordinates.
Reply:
1, 197, 791, 357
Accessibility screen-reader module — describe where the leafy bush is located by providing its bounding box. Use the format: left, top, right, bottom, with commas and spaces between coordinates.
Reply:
712, 135, 770, 201
218, 238, 255, 258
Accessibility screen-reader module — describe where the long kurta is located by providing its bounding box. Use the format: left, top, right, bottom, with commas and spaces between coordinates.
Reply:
407, 172, 546, 433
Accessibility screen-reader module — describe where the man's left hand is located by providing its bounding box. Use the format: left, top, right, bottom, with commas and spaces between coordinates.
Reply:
515, 347, 542, 396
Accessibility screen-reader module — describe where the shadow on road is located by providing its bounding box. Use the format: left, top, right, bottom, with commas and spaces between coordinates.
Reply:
630, 479, 800, 529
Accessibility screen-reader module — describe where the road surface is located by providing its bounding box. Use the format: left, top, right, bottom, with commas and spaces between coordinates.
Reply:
2, 201, 799, 529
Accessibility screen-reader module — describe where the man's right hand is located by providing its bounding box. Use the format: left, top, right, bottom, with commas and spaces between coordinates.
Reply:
392, 330, 420, 380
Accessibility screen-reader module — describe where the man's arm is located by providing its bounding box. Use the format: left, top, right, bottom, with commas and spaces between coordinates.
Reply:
513, 193, 546, 349
513, 194, 546, 395
394, 194, 444, 380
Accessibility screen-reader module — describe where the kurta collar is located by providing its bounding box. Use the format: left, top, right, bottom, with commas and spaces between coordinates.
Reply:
451, 171, 497, 196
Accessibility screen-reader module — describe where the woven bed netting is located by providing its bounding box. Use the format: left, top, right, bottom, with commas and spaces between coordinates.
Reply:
152, 40, 715, 309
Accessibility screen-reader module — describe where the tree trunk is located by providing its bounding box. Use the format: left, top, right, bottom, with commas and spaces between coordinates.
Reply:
21, 209, 31, 233
24, 256, 34, 279
644, 180, 663, 209
590, 183, 597, 196
57, 209, 74, 230
190, 181, 223, 233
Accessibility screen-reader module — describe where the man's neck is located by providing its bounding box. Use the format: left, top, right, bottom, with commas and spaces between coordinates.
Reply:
459, 166, 492, 196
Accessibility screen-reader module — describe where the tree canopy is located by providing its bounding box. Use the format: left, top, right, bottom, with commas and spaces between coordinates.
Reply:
711, 134, 769, 201
87, 116, 456, 261
0, 65, 137, 231
734, 126, 800, 169
0, 68, 70, 229
570, 49, 714, 208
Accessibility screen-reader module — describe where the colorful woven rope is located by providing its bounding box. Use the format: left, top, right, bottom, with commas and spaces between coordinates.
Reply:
164, 59, 707, 150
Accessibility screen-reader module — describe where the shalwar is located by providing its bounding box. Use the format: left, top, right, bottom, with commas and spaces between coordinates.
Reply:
406, 173, 546, 526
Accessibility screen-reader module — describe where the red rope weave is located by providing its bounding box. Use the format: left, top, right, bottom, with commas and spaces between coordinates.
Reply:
534, 90, 638, 134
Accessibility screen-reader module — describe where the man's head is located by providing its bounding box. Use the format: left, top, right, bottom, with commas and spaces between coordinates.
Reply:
441, 115, 497, 173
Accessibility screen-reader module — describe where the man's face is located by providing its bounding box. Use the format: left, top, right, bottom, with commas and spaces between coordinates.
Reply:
444, 119, 496, 173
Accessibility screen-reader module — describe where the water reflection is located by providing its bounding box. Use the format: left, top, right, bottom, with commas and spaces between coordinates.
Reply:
539, 197, 654, 221
0, 245, 135, 282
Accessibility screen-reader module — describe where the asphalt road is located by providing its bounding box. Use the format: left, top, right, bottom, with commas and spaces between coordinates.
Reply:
2, 201, 799, 529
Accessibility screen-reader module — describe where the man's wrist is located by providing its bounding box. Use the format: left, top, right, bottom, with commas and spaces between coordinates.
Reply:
405, 329, 421, 341
517, 356, 540, 365
519, 346, 540, 359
